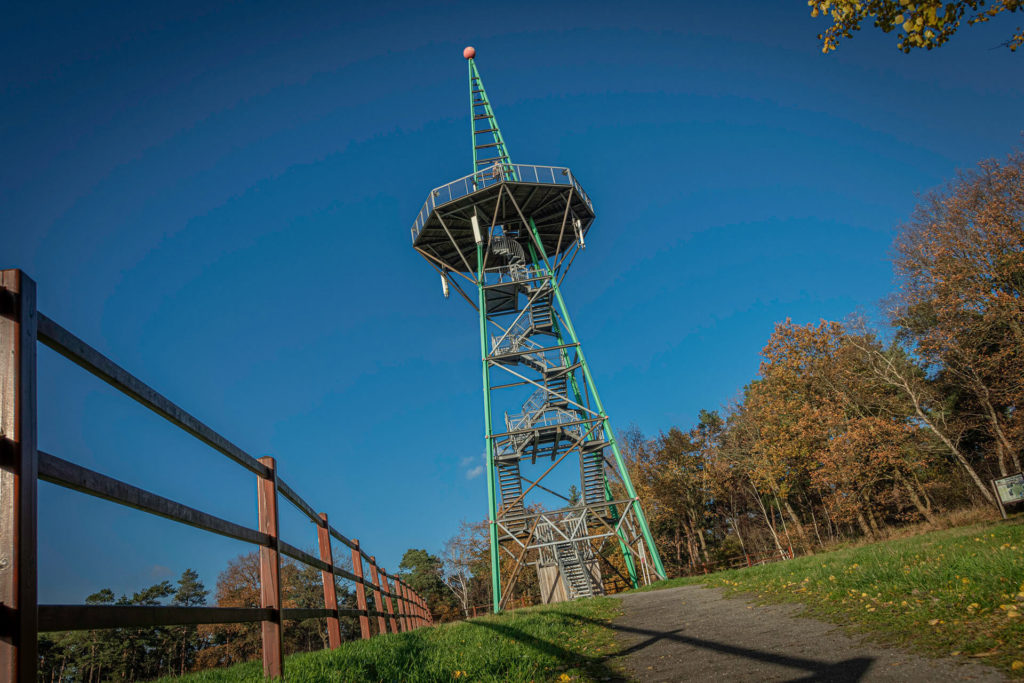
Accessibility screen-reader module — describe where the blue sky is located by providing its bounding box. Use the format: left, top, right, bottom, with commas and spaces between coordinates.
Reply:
3, 1, 1021, 603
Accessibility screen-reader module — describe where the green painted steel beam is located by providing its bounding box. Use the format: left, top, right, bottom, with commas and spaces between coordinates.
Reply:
525, 218, 668, 581
467, 58, 515, 180
476, 241, 502, 613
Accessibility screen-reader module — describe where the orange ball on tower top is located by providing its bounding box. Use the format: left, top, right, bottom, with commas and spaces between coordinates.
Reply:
463, 46, 476, 59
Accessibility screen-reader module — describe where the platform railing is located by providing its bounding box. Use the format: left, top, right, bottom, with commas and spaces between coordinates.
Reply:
0, 269, 434, 682
409, 163, 593, 244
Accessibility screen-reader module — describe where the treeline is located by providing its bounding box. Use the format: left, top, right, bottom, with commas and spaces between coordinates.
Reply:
623, 152, 1023, 575
39, 555, 362, 682
37, 545, 466, 681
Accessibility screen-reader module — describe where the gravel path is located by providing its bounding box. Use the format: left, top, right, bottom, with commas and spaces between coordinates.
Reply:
611, 585, 1006, 682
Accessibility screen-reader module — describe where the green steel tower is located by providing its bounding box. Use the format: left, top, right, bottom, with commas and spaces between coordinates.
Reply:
409, 47, 666, 613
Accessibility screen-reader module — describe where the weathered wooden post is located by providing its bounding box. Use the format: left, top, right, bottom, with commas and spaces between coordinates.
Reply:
381, 571, 399, 633
403, 581, 415, 630
0, 270, 38, 683
398, 582, 411, 631
317, 513, 342, 648
368, 556, 387, 635
351, 540, 371, 639
257, 456, 283, 678
405, 583, 419, 629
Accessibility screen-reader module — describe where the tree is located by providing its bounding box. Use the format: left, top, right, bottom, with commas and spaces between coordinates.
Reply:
892, 152, 1024, 483
399, 548, 460, 621
197, 553, 262, 670
441, 520, 490, 617
567, 484, 582, 506
113, 580, 175, 681
198, 551, 356, 671
810, 1, 1024, 53
168, 568, 209, 676
844, 326, 997, 505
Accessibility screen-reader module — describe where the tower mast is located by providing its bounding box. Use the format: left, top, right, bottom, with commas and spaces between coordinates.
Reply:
466, 47, 513, 177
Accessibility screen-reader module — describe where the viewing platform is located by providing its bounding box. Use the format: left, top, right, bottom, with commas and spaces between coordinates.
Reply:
409, 162, 596, 273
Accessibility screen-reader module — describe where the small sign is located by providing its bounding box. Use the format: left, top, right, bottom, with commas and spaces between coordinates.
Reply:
994, 473, 1024, 505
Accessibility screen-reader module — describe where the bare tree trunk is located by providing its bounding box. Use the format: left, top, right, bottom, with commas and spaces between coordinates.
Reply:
775, 497, 796, 557
682, 523, 698, 570
855, 510, 873, 537
820, 502, 837, 542
750, 479, 787, 560
853, 340, 996, 505
912, 470, 935, 511
690, 511, 711, 564
978, 390, 1021, 472
782, 499, 809, 547
731, 515, 747, 556
806, 498, 824, 547
995, 440, 1010, 477
866, 506, 882, 535
897, 472, 937, 523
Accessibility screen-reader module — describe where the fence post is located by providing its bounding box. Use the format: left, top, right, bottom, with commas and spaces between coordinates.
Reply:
398, 582, 411, 631
406, 583, 417, 630
351, 540, 370, 640
317, 513, 342, 649
395, 577, 409, 632
381, 572, 399, 633
368, 556, 387, 635
405, 583, 419, 629
256, 456, 283, 679
0, 270, 38, 683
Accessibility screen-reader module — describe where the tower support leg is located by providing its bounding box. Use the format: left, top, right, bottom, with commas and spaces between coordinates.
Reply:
526, 219, 668, 581
476, 242, 502, 613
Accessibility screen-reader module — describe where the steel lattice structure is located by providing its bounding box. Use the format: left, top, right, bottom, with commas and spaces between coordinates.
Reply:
410, 48, 666, 613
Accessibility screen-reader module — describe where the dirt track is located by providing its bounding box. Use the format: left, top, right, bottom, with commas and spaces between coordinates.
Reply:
611, 585, 1006, 682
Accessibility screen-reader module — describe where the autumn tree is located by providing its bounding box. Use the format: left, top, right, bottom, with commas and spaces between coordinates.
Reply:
736, 320, 945, 542
197, 551, 357, 671
892, 152, 1024, 481
810, 0, 1024, 53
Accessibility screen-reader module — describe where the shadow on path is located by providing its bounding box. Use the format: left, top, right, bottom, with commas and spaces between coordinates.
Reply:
469, 609, 873, 682
566, 612, 874, 682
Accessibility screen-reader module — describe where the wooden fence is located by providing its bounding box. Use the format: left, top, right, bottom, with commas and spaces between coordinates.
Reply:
0, 269, 433, 681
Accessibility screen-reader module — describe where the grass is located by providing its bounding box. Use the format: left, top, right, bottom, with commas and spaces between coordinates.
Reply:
636, 518, 1024, 676
159, 597, 622, 682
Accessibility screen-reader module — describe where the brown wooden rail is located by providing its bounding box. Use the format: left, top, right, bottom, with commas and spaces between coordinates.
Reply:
0, 269, 434, 681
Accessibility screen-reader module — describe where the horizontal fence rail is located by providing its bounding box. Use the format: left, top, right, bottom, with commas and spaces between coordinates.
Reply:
0, 269, 433, 682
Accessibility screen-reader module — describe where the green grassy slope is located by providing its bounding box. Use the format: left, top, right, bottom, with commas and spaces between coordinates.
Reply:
160, 597, 621, 682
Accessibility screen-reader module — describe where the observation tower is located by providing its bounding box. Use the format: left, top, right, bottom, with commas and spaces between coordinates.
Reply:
409, 47, 666, 612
